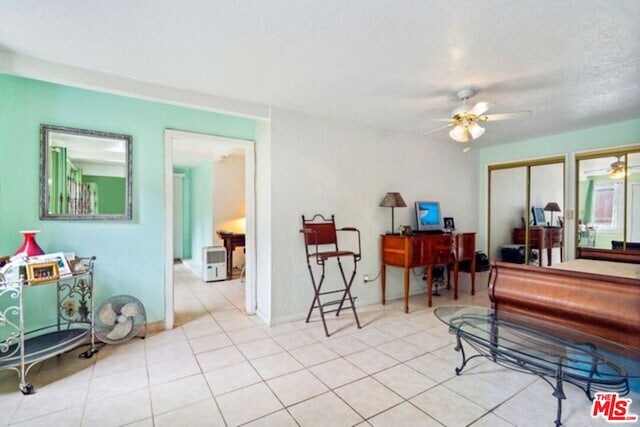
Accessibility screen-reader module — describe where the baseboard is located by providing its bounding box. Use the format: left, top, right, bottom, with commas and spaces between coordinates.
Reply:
145, 320, 167, 334
181, 259, 202, 279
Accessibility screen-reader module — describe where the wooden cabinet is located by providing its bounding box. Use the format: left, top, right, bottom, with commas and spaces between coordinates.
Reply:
381, 232, 476, 312
513, 227, 563, 266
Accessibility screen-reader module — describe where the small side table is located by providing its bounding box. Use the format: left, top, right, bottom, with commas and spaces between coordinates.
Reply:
217, 232, 245, 278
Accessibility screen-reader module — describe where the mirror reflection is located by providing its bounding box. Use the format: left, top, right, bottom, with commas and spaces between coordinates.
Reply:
577, 150, 639, 250
40, 125, 132, 220
487, 159, 564, 267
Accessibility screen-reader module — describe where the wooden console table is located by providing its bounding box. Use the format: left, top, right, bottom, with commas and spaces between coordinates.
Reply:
217, 232, 245, 278
513, 227, 563, 266
380, 232, 476, 312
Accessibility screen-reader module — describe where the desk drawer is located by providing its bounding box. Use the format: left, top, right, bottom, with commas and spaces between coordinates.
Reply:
381, 236, 408, 267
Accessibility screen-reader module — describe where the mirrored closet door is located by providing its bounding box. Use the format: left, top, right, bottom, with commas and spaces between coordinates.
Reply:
576, 147, 640, 251
488, 157, 565, 267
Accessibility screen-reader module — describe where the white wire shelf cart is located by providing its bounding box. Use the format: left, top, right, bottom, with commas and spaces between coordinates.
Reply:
0, 256, 97, 394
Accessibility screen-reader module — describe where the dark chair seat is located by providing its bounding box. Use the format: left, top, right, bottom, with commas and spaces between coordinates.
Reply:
309, 250, 357, 260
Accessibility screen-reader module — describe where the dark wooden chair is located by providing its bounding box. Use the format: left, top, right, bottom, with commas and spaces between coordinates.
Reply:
300, 214, 362, 337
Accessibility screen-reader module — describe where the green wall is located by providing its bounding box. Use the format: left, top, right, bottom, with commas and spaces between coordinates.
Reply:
186, 162, 214, 274
578, 172, 640, 249
173, 168, 192, 260
0, 73, 256, 326
83, 175, 126, 214
477, 119, 640, 254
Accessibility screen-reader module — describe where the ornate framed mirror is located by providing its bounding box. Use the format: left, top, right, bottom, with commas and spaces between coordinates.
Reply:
39, 124, 132, 220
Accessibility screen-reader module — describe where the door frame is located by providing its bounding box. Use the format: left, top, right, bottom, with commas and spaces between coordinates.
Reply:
164, 129, 256, 329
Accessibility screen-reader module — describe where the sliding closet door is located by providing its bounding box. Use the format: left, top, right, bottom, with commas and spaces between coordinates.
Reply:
488, 157, 564, 265
488, 167, 527, 262
626, 152, 640, 244
530, 163, 564, 265
576, 147, 640, 252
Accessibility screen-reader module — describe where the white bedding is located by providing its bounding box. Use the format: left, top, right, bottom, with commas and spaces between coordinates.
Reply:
550, 258, 640, 279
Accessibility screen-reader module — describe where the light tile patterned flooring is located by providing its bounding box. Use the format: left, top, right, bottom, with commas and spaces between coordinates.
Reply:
0, 264, 636, 426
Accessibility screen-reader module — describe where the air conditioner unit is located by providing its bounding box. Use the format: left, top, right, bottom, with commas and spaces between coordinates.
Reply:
203, 246, 227, 282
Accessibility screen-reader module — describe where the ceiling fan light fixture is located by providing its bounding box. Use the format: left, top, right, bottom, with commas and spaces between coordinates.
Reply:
609, 160, 629, 179
468, 122, 485, 139
449, 125, 469, 142
451, 105, 469, 118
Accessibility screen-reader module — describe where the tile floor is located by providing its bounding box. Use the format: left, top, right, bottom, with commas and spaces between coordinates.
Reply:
0, 264, 637, 426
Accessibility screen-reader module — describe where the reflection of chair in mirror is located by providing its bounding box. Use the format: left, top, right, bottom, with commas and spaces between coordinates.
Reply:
300, 214, 362, 337
578, 222, 597, 247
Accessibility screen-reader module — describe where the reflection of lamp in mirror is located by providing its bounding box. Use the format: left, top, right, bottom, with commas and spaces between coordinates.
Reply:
543, 202, 561, 227
379, 192, 407, 234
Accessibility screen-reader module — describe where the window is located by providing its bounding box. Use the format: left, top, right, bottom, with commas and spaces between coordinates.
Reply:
592, 182, 619, 230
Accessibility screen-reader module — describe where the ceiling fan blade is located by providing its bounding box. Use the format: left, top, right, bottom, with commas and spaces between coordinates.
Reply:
422, 123, 454, 136
479, 111, 532, 122
468, 101, 493, 117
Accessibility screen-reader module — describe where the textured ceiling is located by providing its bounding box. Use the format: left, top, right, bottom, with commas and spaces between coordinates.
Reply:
0, 0, 639, 147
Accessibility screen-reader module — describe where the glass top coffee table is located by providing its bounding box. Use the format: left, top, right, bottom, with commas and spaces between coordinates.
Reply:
435, 306, 640, 426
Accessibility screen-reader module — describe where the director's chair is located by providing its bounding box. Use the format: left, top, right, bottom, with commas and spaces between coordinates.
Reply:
300, 214, 362, 337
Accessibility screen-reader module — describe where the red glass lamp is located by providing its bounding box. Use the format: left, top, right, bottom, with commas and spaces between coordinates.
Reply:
14, 230, 45, 257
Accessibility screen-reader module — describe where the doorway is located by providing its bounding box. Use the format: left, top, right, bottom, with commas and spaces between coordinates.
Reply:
164, 130, 256, 330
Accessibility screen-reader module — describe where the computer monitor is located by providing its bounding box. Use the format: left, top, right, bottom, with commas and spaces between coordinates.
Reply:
531, 206, 545, 226
415, 201, 444, 231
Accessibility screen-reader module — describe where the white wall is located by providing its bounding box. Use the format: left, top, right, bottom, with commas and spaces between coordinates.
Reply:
255, 119, 272, 323
213, 154, 246, 269
265, 107, 478, 325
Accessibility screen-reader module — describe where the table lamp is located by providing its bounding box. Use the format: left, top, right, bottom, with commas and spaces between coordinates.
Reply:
379, 192, 407, 234
544, 202, 561, 227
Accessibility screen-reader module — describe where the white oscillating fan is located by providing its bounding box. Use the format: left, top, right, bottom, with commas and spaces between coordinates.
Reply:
95, 295, 147, 344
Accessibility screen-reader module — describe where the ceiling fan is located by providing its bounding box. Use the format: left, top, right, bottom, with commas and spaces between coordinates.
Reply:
424, 88, 531, 150
608, 155, 630, 179
583, 155, 638, 179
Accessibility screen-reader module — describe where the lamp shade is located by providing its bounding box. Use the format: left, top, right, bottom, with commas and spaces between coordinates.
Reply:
468, 122, 485, 139
543, 202, 561, 212
449, 125, 469, 143
379, 192, 407, 208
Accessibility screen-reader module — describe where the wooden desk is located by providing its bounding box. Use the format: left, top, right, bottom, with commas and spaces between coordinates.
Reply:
217, 232, 245, 278
380, 232, 476, 313
513, 227, 563, 266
